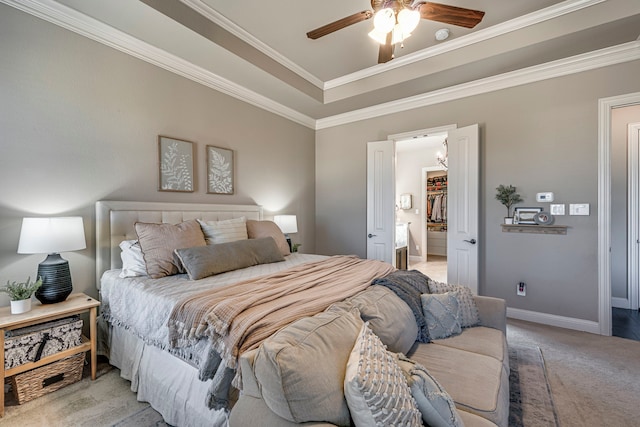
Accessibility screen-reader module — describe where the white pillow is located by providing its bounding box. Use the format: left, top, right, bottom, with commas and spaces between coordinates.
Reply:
197, 217, 247, 245
118, 240, 147, 278
344, 322, 422, 427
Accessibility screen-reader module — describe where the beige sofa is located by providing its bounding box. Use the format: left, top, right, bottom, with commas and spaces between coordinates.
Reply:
229, 285, 508, 427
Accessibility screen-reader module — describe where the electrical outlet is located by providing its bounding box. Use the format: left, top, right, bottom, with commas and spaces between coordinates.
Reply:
517, 282, 526, 296
415, 245, 420, 251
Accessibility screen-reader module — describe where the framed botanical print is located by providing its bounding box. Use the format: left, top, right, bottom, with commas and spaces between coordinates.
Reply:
207, 145, 234, 195
158, 136, 194, 192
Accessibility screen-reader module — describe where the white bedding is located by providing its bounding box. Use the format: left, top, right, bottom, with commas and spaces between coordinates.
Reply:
100, 253, 327, 366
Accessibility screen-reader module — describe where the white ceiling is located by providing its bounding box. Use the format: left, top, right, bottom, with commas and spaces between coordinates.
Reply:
5, 0, 640, 127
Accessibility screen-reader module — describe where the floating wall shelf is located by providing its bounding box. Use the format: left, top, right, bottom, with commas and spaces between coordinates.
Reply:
501, 224, 568, 235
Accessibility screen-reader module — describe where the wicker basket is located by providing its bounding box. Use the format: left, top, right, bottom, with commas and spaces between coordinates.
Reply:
10, 353, 85, 404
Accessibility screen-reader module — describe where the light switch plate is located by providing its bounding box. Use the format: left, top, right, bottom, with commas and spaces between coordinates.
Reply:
550, 204, 565, 216
570, 203, 590, 215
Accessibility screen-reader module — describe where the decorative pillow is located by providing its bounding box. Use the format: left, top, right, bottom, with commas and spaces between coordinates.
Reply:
427, 280, 480, 328
344, 322, 422, 427
347, 285, 419, 354
246, 219, 290, 256
254, 307, 363, 426
134, 220, 206, 279
396, 355, 464, 427
197, 217, 247, 245
421, 292, 462, 340
118, 240, 147, 278
174, 237, 284, 280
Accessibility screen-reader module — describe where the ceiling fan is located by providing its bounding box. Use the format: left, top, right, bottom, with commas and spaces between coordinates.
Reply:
307, 1, 485, 64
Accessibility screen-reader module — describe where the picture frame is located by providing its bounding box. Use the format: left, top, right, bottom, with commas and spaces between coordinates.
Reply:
158, 136, 194, 193
514, 207, 543, 225
399, 193, 413, 210
207, 145, 234, 195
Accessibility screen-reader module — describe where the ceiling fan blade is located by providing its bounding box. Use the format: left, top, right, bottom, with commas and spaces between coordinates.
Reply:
307, 10, 374, 39
418, 2, 485, 29
378, 33, 394, 63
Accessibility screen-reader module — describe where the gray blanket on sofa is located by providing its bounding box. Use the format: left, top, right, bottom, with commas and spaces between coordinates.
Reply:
371, 269, 432, 342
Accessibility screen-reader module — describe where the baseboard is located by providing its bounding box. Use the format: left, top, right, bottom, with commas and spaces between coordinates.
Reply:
611, 297, 630, 309
507, 307, 601, 334
409, 255, 423, 264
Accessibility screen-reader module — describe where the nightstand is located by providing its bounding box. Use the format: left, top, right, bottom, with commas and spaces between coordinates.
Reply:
0, 293, 100, 416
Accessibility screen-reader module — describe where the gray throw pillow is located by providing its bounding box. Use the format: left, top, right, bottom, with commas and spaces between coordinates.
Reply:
396, 355, 464, 427
174, 237, 284, 280
421, 292, 462, 340
427, 280, 480, 328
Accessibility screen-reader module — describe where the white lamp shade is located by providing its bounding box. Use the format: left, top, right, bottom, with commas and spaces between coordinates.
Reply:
373, 8, 395, 34
18, 217, 86, 254
273, 215, 298, 234
397, 9, 420, 34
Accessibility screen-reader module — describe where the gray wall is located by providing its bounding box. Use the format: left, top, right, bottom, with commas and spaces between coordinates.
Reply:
316, 60, 640, 322
0, 6, 316, 305
611, 104, 640, 301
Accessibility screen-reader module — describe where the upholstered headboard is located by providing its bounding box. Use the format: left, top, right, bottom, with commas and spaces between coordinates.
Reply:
95, 200, 263, 287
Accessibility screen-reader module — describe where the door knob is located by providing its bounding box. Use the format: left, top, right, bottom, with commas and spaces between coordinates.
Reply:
464, 238, 477, 244
368, 234, 377, 238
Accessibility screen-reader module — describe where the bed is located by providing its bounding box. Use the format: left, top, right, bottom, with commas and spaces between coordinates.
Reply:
95, 200, 392, 427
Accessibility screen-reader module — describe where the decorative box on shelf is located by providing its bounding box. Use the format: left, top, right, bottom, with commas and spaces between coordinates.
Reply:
4, 316, 83, 370
9, 353, 85, 404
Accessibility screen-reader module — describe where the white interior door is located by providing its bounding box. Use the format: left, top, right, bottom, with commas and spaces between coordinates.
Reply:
446, 124, 479, 294
366, 140, 395, 264
628, 122, 640, 310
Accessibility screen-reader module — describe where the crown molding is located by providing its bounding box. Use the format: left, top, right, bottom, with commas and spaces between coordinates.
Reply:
180, 0, 324, 90
324, 0, 606, 90
1, 0, 316, 129
316, 41, 640, 130
3, 0, 638, 132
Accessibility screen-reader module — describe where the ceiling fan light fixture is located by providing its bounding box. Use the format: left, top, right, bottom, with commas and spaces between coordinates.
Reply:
368, 29, 389, 44
391, 24, 411, 45
373, 8, 395, 34
397, 8, 420, 34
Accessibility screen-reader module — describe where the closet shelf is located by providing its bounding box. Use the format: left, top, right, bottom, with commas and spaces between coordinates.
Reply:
501, 224, 568, 235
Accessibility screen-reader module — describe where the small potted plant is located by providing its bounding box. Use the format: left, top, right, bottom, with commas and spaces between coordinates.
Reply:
1, 277, 42, 314
495, 185, 523, 224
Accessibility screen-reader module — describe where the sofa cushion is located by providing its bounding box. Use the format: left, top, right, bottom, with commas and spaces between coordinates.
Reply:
407, 344, 509, 427
346, 285, 419, 354
253, 307, 363, 426
432, 326, 508, 372
396, 355, 463, 427
421, 291, 462, 340
344, 323, 422, 427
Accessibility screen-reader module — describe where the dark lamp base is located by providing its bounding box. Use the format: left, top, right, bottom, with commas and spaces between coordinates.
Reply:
36, 253, 73, 304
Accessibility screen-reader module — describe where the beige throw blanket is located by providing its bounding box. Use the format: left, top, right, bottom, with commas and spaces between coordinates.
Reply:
168, 255, 394, 369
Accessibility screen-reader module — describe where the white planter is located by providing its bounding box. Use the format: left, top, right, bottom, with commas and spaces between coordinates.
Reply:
10, 298, 32, 314
504, 217, 514, 225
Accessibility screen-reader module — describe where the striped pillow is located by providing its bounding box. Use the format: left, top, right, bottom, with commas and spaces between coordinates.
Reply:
197, 217, 247, 245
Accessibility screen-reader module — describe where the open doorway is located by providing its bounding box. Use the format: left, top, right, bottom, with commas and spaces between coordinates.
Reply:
395, 134, 448, 282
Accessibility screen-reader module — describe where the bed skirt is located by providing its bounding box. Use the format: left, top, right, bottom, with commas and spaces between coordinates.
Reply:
100, 320, 229, 427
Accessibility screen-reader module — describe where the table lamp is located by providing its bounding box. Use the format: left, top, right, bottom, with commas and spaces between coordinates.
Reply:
274, 215, 298, 252
17, 217, 86, 304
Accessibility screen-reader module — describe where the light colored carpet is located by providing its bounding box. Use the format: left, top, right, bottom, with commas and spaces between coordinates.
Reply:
508, 318, 640, 427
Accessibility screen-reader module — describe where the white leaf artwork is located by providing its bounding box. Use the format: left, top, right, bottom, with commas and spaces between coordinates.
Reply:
208, 146, 233, 194
159, 137, 194, 192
